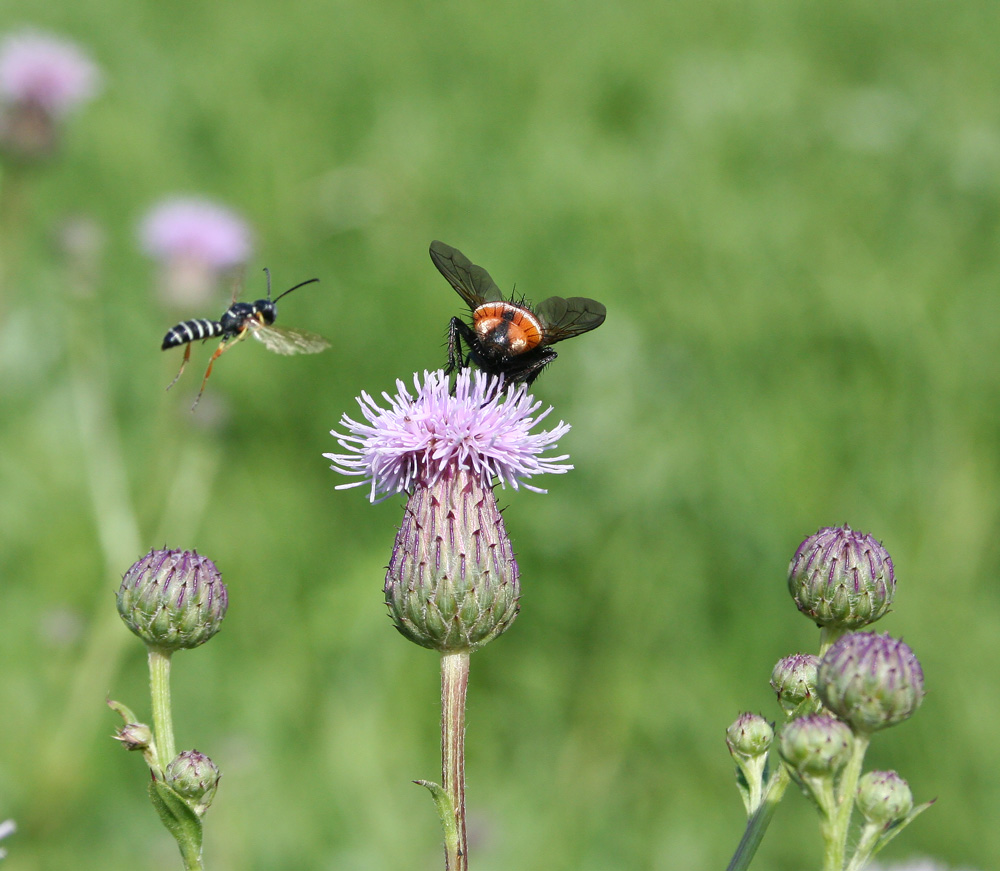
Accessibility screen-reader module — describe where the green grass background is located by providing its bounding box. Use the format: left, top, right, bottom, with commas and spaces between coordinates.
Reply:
1, 0, 998, 868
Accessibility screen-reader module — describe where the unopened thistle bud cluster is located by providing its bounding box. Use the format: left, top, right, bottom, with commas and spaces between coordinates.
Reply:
327, 369, 571, 652
727, 525, 931, 869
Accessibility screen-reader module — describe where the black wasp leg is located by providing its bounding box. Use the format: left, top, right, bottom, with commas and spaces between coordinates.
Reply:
518, 347, 558, 387
165, 342, 193, 391
447, 317, 478, 374
191, 329, 251, 410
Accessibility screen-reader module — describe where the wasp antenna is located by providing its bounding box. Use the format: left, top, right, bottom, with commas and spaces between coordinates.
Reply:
263, 267, 273, 300
272, 277, 320, 304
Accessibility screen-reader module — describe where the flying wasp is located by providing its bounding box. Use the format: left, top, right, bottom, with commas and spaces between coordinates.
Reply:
161, 268, 329, 408
429, 240, 606, 387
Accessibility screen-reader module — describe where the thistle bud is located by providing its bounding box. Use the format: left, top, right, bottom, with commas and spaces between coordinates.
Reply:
788, 525, 895, 629
117, 549, 228, 651
771, 654, 820, 714
164, 750, 220, 815
818, 632, 924, 734
727, 712, 773, 814
113, 721, 153, 752
779, 713, 853, 777
385, 468, 519, 652
726, 712, 773, 760
856, 770, 913, 825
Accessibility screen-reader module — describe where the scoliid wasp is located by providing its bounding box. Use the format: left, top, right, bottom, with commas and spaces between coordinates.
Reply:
161, 268, 329, 409
429, 240, 606, 387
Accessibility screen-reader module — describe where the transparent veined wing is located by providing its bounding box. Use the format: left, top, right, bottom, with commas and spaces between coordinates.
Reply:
533, 296, 606, 344
249, 321, 330, 355
429, 240, 505, 307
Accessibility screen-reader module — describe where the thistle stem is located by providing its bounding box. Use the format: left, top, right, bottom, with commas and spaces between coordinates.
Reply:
727, 764, 791, 871
148, 646, 176, 770
441, 651, 470, 871
823, 731, 870, 871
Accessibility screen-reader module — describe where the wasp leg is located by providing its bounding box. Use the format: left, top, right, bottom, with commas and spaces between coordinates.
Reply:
501, 347, 557, 387
191, 329, 250, 410
520, 347, 558, 386
165, 343, 193, 391
447, 317, 479, 373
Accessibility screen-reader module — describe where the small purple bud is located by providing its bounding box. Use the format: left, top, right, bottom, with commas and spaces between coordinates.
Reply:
818, 632, 924, 734
788, 525, 895, 629
771, 653, 820, 714
163, 750, 220, 816
117, 549, 228, 651
113, 721, 153, 752
726, 712, 774, 760
779, 713, 854, 777
856, 770, 914, 825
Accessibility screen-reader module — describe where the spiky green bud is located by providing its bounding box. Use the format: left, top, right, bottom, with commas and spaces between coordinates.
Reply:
856, 770, 913, 825
113, 721, 153, 752
788, 525, 895, 629
779, 713, 853, 777
818, 632, 924, 734
771, 653, 820, 714
726, 713, 774, 815
117, 549, 228, 651
385, 469, 519, 652
164, 750, 220, 816
726, 712, 774, 759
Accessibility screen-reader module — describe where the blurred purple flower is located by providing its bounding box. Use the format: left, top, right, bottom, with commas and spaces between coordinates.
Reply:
0, 30, 100, 117
326, 369, 572, 502
139, 197, 253, 270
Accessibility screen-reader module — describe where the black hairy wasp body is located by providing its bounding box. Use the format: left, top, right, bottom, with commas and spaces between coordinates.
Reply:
429, 241, 606, 387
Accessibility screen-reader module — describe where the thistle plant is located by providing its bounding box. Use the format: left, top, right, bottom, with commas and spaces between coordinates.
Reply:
110, 548, 228, 871
326, 368, 572, 870
726, 525, 932, 871
0, 29, 100, 162
139, 197, 254, 309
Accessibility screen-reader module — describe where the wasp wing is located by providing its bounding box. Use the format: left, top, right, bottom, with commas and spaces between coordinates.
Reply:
249, 322, 330, 355
533, 296, 606, 344
429, 240, 504, 307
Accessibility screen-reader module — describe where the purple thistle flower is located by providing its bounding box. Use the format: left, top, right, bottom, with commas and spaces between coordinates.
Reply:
0, 30, 100, 117
326, 368, 572, 502
139, 197, 253, 271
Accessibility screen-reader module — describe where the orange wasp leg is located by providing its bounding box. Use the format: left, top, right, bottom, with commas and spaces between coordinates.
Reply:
191, 328, 252, 410
165, 343, 193, 391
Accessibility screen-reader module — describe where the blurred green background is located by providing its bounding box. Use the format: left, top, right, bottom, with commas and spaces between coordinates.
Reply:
1, 0, 998, 868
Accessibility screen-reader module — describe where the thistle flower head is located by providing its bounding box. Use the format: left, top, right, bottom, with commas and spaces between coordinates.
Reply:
326, 368, 572, 502
818, 631, 925, 734
0, 30, 100, 116
117, 548, 228, 651
788, 525, 895, 629
139, 197, 253, 271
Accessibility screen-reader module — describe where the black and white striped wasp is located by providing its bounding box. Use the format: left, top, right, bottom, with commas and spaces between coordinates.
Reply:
161, 268, 329, 408
430, 240, 606, 387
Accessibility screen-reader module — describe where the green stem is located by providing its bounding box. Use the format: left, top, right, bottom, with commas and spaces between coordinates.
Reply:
727, 763, 791, 871
441, 651, 470, 871
823, 732, 870, 871
148, 646, 176, 770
